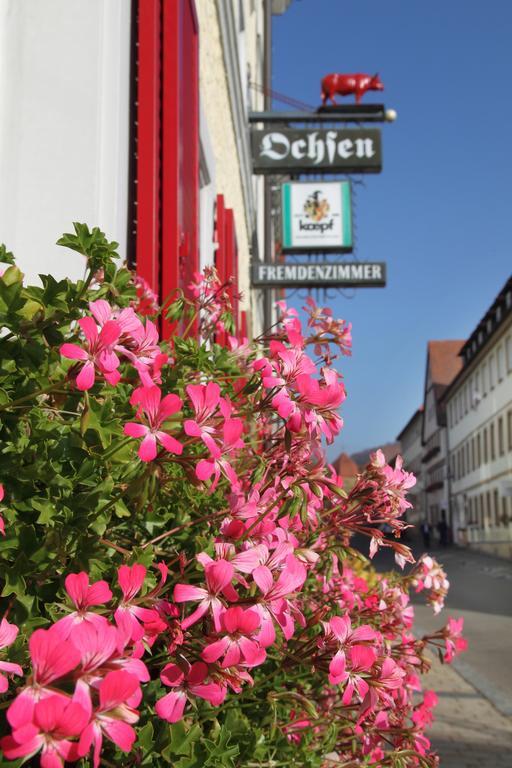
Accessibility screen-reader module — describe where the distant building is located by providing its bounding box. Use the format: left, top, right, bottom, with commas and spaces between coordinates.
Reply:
444, 277, 512, 557
396, 407, 424, 526
421, 340, 465, 536
334, 453, 360, 490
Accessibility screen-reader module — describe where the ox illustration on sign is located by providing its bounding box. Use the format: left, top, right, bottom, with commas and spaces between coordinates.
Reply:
321, 73, 384, 105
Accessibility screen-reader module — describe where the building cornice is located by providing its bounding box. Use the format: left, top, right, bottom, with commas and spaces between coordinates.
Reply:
215, 0, 255, 239
442, 311, 512, 404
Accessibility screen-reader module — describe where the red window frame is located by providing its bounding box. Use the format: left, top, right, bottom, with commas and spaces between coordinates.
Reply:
134, 0, 199, 338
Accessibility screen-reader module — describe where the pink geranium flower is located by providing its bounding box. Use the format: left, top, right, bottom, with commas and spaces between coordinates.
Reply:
7, 626, 81, 729
1, 695, 89, 767
155, 661, 226, 723
252, 555, 307, 646
195, 418, 244, 492
321, 614, 378, 686
60, 317, 121, 390
174, 560, 237, 631
444, 617, 468, 662
184, 382, 223, 457
78, 670, 140, 768
114, 564, 166, 643
202, 606, 266, 668
0, 618, 23, 693
124, 385, 183, 461
53, 572, 112, 639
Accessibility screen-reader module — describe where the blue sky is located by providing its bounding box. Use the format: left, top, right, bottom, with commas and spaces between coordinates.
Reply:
272, 0, 512, 459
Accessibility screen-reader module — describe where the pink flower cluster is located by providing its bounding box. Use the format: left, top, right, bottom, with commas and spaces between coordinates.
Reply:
60, 299, 166, 391
0, 565, 172, 767
411, 554, 450, 614
36, 275, 468, 766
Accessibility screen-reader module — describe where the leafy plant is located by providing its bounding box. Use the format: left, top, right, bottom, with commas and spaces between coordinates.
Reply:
0, 227, 465, 767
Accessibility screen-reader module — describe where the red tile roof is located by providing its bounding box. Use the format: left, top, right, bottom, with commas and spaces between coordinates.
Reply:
428, 340, 465, 385
335, 452, 359, 478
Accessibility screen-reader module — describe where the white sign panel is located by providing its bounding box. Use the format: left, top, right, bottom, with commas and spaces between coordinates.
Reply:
281, 181, 352, 253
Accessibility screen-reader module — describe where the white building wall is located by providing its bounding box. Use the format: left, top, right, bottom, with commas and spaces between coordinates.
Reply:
447, 315, 512, 555
0, 0, 131, 284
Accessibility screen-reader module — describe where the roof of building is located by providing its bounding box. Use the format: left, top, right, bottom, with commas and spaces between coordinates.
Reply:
350, 442, 400, 468
335, 452, 359, 478
396, 406, 423, 441
440, 276, 512, 402
423, 340, 465, 432
428, 340, 465, 385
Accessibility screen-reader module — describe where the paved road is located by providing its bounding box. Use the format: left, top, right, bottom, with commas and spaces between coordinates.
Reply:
411, 544, 512, 718
366, 538, 512, 766
366, 537, 512, 716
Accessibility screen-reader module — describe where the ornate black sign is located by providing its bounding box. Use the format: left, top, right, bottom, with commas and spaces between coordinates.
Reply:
251, 128, 382, 174
252, 262, 386, 288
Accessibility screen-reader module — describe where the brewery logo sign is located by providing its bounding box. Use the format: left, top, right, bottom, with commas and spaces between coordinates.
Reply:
282, 181, 352, 253
251, 128, 382, 174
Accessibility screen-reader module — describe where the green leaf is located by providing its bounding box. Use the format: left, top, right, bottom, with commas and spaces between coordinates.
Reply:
0, 243, 15, 265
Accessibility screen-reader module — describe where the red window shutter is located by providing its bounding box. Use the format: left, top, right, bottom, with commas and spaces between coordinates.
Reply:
215, 194, 226, 284
224, 208, 239, 333
135, 0, 162, 296
134, 0, 199, 338
240, 310, 248, 340
161, 0, 199, 337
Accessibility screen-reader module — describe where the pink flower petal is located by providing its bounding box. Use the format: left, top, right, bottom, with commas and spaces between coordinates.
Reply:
60, 343, 88, 361
155, 690, 187, 723
78, 316, 98, 345
76, 362, 95, 391
138, 433, 157, 461
124, 422, 149, 439
156, 431, 183, 455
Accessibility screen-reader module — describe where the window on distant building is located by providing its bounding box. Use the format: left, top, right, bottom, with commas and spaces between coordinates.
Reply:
465, 442, 470, 474
498, 416, 504, 456
496, 306, 502, 323
490, 354, 496, 389
490, 422, 496, 461
471, 436, 476, 471
502, 496, 508, 525
508, 409, 512, 451
494, 489, 500, 526
482, 361, 488, 395
483, 427, 488, 463
486, 490, 492, 525
477, 432, 481, 466
464, 384, 469, 415
497, 345, 504, 381
507, 335, 512, 373
478, 494, 484, 527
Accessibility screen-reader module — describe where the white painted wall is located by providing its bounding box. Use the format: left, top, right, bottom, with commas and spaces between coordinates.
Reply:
0, 0, 131, 285
447, 315, 512, 539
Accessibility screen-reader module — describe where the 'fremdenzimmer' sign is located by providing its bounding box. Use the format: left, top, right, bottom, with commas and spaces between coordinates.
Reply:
252, 262, 386, 288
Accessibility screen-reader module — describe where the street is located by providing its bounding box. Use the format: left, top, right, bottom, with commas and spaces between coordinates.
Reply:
371, 539, 512, 766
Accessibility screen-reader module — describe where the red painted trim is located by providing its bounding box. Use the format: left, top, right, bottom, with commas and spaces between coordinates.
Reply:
161, 0, 199, 338
240, 310, 248, 339
136, 0, 162, 296
161, 0, 179, 336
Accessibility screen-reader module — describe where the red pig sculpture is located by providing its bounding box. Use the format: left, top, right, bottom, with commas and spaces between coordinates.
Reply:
321, 73, 384, 105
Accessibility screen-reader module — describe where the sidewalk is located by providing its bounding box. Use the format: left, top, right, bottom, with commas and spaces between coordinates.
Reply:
424, 656, 512, 768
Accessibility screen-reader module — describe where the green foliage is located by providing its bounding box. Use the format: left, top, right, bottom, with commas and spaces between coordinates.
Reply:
0, 228, 314, 766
